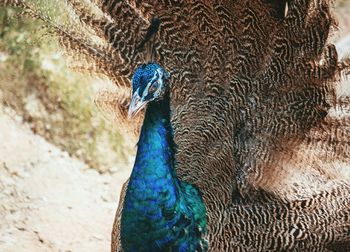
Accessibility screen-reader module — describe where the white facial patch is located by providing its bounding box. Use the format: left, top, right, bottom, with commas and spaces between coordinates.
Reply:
141, 68, 165, 100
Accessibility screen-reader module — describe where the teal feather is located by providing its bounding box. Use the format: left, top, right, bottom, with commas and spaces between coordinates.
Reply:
121, 64, 207, 252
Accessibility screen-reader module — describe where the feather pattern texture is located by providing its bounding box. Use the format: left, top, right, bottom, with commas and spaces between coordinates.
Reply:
2, 0, 350, 251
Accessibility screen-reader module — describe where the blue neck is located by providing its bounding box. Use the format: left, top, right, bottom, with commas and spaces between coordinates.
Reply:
132, 95, 176, 192
121, 94, 207, 252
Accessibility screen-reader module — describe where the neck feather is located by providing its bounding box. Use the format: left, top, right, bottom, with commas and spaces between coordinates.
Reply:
121, 94, 180, 247
132, 93, 176, 189
121, 93, 207, 251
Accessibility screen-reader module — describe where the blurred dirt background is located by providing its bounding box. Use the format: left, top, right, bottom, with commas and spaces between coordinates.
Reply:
0, 2, 349, 252
0, 106, 130, 252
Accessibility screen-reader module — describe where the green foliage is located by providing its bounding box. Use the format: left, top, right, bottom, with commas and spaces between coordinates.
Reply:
0, 6, 130, 172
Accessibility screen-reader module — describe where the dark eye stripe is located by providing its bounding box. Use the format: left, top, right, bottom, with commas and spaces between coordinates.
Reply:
151, 81, 159, 91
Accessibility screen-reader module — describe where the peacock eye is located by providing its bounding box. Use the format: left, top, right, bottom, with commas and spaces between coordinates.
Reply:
149, 81, 159, 93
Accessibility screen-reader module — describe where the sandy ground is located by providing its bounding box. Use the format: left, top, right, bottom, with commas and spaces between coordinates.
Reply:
0, 107, 130, 252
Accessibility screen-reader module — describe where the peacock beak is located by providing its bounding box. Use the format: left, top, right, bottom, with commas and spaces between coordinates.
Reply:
128, 92, 148, 119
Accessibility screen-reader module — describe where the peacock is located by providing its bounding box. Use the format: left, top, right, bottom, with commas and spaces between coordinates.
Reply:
2, 0, 350, 251
121, 63, 207, 251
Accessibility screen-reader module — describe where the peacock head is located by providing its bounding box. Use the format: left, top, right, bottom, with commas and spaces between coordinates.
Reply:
128, 63, 170, 118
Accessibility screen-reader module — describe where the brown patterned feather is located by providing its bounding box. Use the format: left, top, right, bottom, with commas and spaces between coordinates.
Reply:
3, 0, 350, 251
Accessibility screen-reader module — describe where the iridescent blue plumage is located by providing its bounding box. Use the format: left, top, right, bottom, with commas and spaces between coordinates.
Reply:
121, 64, 207, 252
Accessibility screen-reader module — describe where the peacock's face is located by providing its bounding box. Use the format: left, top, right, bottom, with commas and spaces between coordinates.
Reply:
128, 63, 169, 118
